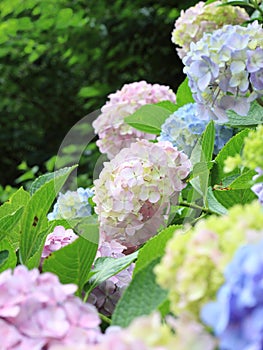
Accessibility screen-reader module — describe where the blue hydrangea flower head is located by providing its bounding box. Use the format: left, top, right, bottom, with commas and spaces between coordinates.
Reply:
48, 187, 94, 220
201, 238, 263, 350
183, 22, 263, 121
158, 103, 233, 156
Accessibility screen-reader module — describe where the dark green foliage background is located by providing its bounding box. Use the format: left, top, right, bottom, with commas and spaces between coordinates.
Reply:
0, 0, 198, 185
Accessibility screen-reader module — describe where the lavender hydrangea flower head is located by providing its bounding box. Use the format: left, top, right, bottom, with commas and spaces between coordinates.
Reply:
158, 102, 233, 156
172, 1, 249, 59
155, 201, 263, 318
0, 266, 101, 349
201, 239, 263, 350
88, 239, 134, 317
93, 139, 191, 248
183, 22, 263, 121
48, 187, 94, 220
92, 81, 176, 159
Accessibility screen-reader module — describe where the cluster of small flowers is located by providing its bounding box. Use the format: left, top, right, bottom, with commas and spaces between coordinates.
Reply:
172, 1, 249, 59
48, 187, 94, 220
41, 227, 133, 317
51, 312, 216, 350
183, 22, 263, 121
93, 139, 191, 248
0, 266, 101, 349
158, 102, 233, 156
92, 81, 176, 159
41, 225, 78, 261
202, 239, 263, 350
155, 201, 263, 318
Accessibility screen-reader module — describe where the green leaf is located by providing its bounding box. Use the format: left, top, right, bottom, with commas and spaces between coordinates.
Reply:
124, 104, 171, 135
207, 187, 228, 215
42, 235, 99, 296
84, 251, 138, 294
201, 121, 215, 162
190, 122, 215, 203
0, 250, 9, 267
19, 165, 77, 267
155, 100, 178, 112
189, 161, 214, 180
56, 8, 73, 29
133, 225, 179, 276
111, 258, 167, 327
78, 86, 101, 98
0, 187, 30, 218
227, 101, 263, 127
0, 206, 24, 232
218, 1, 252, 7
176, 77, 195, 107
0, 238, 17, 272
29, 166, 77, 195
213, 188, 256, 209
230, 169, 256, 190
211, 129, 249, 185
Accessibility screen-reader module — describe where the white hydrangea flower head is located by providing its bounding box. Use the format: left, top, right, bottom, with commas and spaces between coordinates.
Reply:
92, 81, 176, 159
93, 139, 191, 247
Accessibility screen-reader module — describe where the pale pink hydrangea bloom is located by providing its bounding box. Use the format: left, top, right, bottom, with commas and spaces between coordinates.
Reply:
92, 81, 176, 159
172, 1, 249, 59
42, 225, 78, 260
0, 266, 101, 349
93, 139, 191, 247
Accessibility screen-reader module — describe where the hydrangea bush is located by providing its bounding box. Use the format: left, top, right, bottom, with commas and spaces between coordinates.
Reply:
1, 1, 263, 349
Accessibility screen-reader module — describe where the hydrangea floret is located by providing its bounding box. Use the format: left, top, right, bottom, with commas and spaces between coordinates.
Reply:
92, 81, 176, 159
158, 102, 233, 155
93, 139, 191, 248
183, 22, 263, 121
0, 266, 101, 349
155, 201, 263, 318
172, 1, 249, 59
201, 239, 263, 350
48, 187, 94, 220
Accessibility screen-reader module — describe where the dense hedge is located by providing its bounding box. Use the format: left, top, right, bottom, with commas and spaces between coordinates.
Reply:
0, 0, 198, 185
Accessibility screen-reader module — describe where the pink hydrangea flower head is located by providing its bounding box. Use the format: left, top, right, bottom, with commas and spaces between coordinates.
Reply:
42, 225, 78, 260
93, 139, 191, 247
92, 81, 176, 159
172, 1, 249, 59
0, 266, 101, 349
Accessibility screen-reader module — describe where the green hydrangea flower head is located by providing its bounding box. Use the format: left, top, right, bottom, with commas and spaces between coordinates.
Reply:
243, 125, 263, 170
155, 201, 263, 318
172, 1, 249, 59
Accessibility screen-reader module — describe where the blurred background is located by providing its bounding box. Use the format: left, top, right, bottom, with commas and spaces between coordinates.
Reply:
0, 0, 198, 199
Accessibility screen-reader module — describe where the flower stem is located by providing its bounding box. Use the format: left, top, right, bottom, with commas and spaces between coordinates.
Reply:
178, 201, 213, 214
99, 313, 112, 324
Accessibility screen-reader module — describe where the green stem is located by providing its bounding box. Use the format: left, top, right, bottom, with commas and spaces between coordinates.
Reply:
178, 201, 213, 214
251, 0, 263, 17
99, 313, 112, 324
